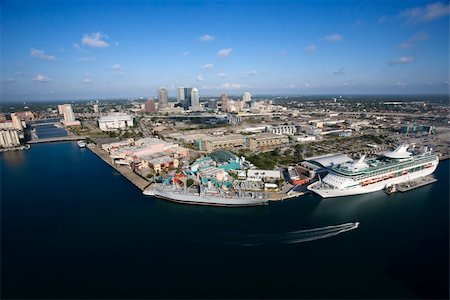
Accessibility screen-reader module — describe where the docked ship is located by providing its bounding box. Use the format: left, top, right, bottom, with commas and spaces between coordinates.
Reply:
77, 140, 86, 148
143, 183, 269, 207
307, 145, 439, 198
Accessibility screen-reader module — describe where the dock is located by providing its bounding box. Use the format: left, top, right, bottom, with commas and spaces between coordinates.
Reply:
87, 144, 151, 191
397, 176, 437, 193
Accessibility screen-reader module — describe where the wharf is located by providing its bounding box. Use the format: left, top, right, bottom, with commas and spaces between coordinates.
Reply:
397, 176, 437, 193
87, 144, 151, 191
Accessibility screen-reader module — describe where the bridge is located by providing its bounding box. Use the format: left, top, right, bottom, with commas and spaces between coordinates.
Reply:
27, 136, 86, 144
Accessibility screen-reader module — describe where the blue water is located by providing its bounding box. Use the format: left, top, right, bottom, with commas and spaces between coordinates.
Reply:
1, 142, 448, 299
34, 124, 68, 138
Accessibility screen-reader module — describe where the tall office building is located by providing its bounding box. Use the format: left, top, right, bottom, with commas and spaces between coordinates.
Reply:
93, 104, 99, 114
190, 88, 199, 110
243, 92, 252, 102
183, 87, 193, 110
145, 98, 157, 113
177, 87, 185, 103
221, 94, 229, 112
158, 87, 169, 109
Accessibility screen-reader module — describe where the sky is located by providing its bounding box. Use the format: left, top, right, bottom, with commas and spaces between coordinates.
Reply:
1, 0, 449, 101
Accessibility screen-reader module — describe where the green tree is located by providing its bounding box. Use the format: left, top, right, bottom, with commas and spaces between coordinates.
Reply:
186, 178, 194, 187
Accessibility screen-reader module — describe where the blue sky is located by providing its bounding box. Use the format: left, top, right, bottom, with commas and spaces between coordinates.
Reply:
1, 0, 449, 101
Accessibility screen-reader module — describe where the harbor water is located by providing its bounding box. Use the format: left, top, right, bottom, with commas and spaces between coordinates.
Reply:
1, 142, 448, 299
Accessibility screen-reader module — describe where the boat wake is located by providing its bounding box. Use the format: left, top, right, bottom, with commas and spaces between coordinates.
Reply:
188, 222, 360, 246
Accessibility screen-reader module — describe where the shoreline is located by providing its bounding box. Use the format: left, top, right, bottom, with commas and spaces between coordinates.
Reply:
87, 144, 151, 191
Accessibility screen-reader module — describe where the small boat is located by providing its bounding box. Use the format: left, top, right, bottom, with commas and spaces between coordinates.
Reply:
77, 140, 86, 148
384, 184, 397, 195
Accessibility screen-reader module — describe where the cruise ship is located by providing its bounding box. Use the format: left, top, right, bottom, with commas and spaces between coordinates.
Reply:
307, 145, 439, 198
143, 183, 269, 207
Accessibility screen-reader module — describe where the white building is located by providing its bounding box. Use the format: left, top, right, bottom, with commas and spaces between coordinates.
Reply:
93, 104, 99, 113
243, 92, 251, 103
268, 125, 297, 135
59, 104, 80, 126
190, 87, 200, 110
0, 130, 20, 148
98, 113, 134, 131
246, 169, 281, 182
10, 113, 23, 130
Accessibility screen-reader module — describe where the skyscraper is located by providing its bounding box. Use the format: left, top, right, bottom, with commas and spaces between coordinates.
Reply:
190, 87, 199, 110
243, 92, 251, 102
93, 104, 99, 114
221, 94, 229, 112
145, 98, 157, 113
10, 113, 23, 130
183, 87, 193, 110
177, 87, 185, 103
158, 87, 169, 109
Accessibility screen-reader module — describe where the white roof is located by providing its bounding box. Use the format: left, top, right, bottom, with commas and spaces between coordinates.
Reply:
306, 153, 353, 168
383, 144, 412, 159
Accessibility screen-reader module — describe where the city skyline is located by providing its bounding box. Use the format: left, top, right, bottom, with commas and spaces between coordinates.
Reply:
1, 0, 449, 101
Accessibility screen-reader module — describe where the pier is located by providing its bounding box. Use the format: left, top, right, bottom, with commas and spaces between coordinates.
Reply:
397, 176, 437, 192
87, 144, 151, 191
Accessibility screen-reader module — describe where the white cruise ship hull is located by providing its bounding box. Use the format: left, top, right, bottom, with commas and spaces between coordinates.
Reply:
146, 186, 269, 207
308, 159, 438, 198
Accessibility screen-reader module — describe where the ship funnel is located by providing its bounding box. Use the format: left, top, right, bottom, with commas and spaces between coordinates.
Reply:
357, 155, 366, 164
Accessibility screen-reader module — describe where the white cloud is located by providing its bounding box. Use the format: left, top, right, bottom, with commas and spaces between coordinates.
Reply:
199, 34, 215, 42
324, 34, 343, 42
221, 82, 245, 89
288, 84, 296, 88
182, 51, 191, 56
2, 78, 16, 84
304, 83, 312, 88
112, 64, 125, 76
389, 56, 415, 65
400, 2, 450, 22
248, 70, 258, 76
33, 74, 51, 82
396, 82, 407, 87
196, 74, 204, 81
16, 72, 25, 76
79, 56, 96, 61
30, 48, 56, 61
203, 63, 214, 69
398, 31, 430, 49
217, 72, 226, 77
333, 67, 345, 75
82, 78, 92, 84
82, 32, 109, 48
217, 48, 233, 58
304, 44, 317, 52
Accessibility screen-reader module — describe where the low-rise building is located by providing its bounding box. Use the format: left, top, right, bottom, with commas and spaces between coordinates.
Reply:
267, 125, 297, 135
248, 133, 289, 151
98, 113, 134, 131
198, 134, 245, 153
246, 169, 281, 182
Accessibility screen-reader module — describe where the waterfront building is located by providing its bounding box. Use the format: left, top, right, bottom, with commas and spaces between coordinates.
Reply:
98, 113, 134, 131
0, 121, 15, 130
221, 94, 229, 112
246, 169, 281, 182
248, 133, 289, 151
190, 87, 200, 110
145, 98, 157, 113
158, 87, 169, 109
10, 113, 23, 130
243, 92, 251, 103
0, 130, 20, 148
60, 104, 81, 126
136, 155, 179, 173
198, 134, 245, 153
0, 114, 6, 122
